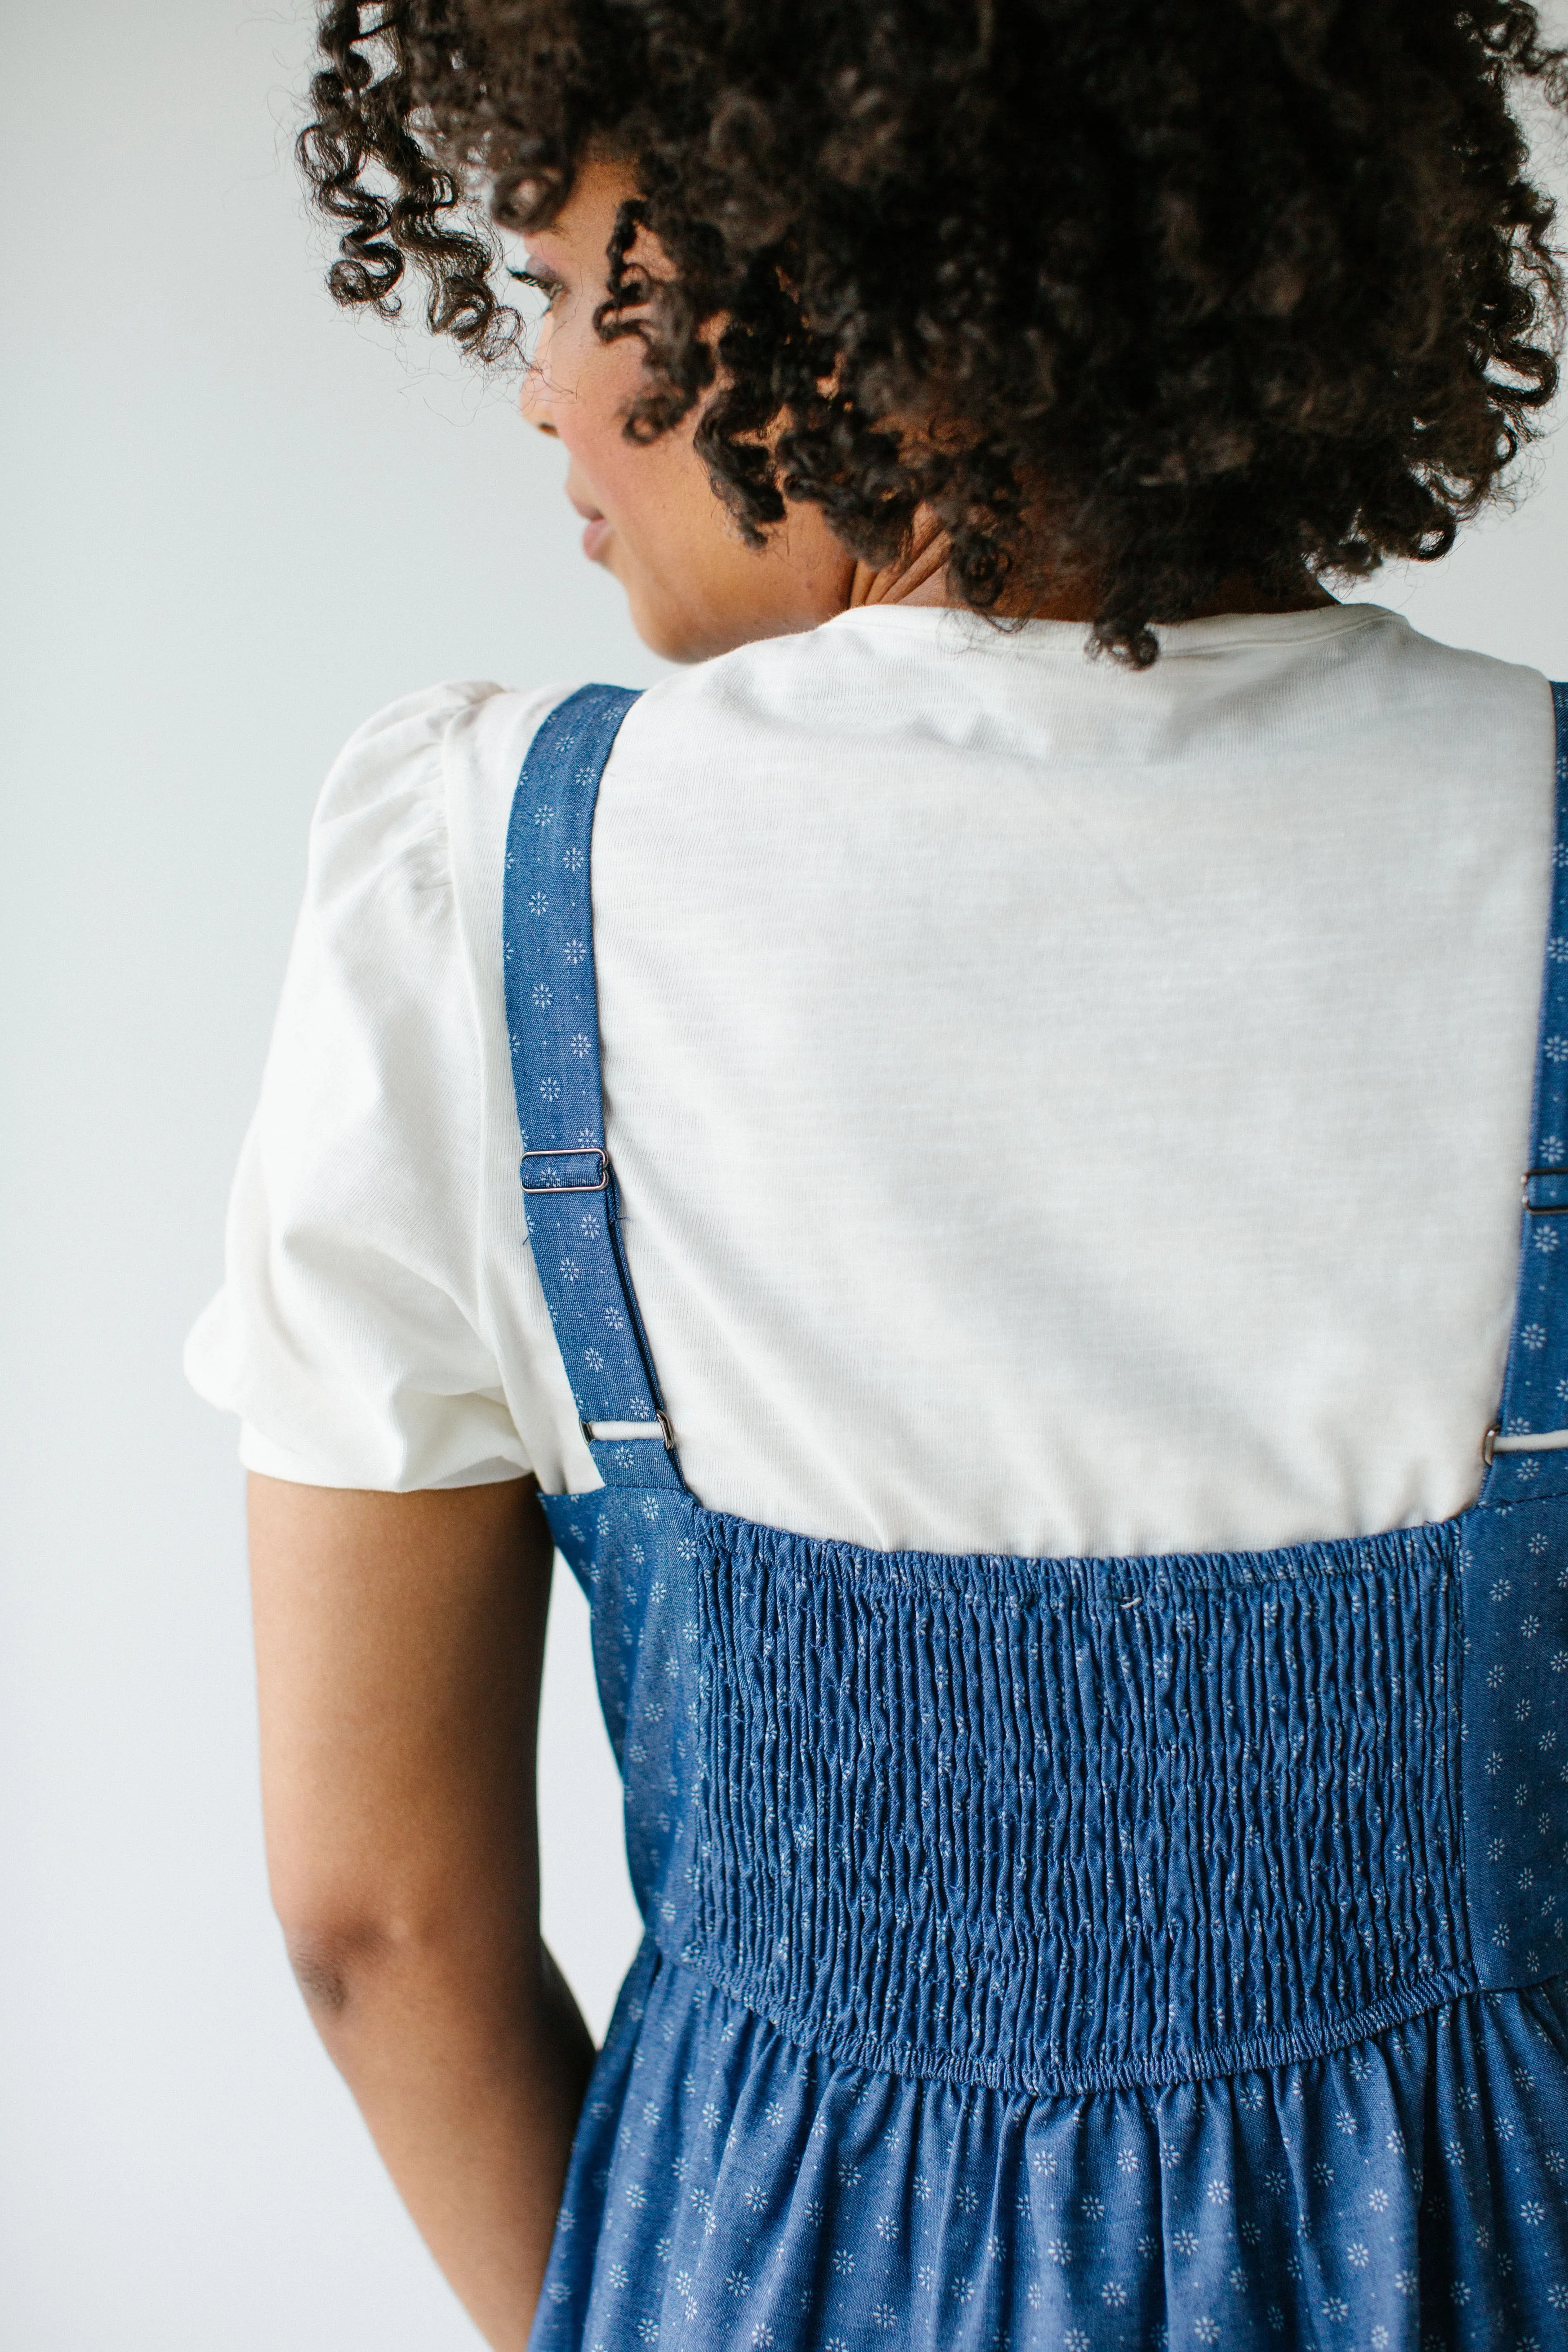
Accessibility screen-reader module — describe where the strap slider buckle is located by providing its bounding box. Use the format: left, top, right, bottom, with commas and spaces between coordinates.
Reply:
1523, 1165, 1568, 1215
1483, 1420, 1568, 1462
520, 1147, 608, 1195
581, 1412, 675, 1450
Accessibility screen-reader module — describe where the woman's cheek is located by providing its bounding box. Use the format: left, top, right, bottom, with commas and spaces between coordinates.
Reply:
593, 430, 692, 550
555, 368, 649, 502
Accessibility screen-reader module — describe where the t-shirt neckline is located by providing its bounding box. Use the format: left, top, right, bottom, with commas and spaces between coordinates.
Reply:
820, 600, 1391, 657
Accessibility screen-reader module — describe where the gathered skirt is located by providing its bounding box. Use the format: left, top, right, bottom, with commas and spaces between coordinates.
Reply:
530, 1938, 1568, 2352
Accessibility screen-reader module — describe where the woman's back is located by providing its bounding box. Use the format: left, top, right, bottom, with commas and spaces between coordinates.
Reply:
488, 646, 1568, 2352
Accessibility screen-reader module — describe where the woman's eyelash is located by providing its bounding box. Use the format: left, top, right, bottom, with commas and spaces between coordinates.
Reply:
509, 266, 563, 301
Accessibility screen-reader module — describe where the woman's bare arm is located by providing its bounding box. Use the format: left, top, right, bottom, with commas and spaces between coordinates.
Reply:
248, 1472, 594, 2351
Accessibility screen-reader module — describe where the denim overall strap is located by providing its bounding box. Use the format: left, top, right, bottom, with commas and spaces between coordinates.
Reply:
503, 685, 684, 1494
1483, 679, 1568, 1505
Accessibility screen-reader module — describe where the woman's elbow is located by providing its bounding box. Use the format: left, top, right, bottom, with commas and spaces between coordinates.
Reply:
268, 1862, 535, 2038
277, 1909, 400, 2022
265, 1840, 427, 2025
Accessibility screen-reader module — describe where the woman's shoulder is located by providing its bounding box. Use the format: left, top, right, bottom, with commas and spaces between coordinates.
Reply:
305, 678, 577, 902
310, 677, 509, 844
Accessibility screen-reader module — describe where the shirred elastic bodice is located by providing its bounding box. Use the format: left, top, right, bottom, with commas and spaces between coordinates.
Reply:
690, 1512, 1470, 2090
548, 1484, 1568, 2102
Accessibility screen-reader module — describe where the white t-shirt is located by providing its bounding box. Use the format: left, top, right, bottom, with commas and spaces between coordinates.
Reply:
185, 603, 1556, 1559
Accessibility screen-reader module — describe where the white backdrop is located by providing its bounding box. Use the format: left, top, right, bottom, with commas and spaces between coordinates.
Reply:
3, 5, 1567, 2347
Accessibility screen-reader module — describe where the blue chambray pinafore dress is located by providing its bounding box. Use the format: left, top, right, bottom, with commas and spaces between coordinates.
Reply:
509, 684, 1568, 2352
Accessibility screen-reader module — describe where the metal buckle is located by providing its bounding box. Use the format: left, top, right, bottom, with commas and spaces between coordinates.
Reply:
520, 1147, 608, 1195
1483, 1421, 1568, 1461
581, 1411, 675, 1449
1523, 1165, 1568, 1214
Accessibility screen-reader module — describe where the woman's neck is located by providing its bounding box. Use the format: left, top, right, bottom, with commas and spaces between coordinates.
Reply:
849, 511, 1335, 621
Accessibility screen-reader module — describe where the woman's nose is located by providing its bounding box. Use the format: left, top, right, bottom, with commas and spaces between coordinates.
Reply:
518, 363, 559, 436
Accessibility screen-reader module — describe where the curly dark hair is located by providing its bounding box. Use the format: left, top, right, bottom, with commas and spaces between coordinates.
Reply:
300, 0, 1568, 663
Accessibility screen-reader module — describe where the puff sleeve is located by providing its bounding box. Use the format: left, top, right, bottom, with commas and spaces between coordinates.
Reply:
185, 681, 532, 1489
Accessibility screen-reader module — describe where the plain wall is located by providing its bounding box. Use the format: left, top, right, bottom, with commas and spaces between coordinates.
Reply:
3, 5, 1568, 2346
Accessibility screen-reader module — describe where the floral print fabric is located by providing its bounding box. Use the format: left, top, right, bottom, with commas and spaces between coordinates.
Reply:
533, 1945, 1568, 2352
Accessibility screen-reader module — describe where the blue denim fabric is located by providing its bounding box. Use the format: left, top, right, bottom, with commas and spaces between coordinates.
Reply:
511, 684, 1568, 2350
503, 686, 684, 1497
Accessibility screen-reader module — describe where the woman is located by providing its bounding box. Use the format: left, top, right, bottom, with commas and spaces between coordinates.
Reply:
189, 2, 1568, 2345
